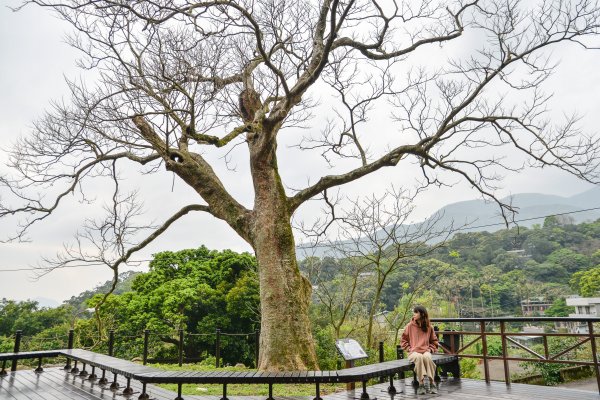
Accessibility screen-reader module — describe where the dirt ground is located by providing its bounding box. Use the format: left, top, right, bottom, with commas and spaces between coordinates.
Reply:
475, 359, 528, 380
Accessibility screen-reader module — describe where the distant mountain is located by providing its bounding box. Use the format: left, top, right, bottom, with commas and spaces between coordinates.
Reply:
64, 270, 141, 311
426, 187, 600, 233
33, 296, 60, 308
297, 186, 600, 259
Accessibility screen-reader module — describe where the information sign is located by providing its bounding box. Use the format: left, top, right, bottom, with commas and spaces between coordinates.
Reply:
335, 338, 368, 361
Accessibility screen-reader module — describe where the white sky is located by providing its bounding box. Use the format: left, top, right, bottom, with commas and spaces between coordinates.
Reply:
0, 3, 598, 304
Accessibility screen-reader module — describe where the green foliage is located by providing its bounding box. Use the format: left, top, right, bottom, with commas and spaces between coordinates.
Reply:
544, 298, 575, 317
592, 249, 600, 266
0, 336, 13, 353
313, 327, 338, 370
92, 247, 260, 365
521, 336, 579, 385
546, 249, 590, 274
486, 336, 503, 357
0, 299, 74, 339
570, 266, 600, 296
459, 358, 480, 379
65, 271, 140, 312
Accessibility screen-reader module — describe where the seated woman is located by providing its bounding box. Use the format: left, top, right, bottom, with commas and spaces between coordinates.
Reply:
400, 305, 439, 395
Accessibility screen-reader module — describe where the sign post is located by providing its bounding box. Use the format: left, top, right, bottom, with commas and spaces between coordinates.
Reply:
335, 339, 368, 391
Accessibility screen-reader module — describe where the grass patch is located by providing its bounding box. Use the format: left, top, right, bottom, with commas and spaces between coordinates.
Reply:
148, 364, 347, 396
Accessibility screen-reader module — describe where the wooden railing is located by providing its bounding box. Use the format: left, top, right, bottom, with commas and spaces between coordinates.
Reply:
431, 317, 600, 394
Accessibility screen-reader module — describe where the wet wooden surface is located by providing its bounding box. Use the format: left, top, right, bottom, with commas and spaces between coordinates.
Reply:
0, 367, 598, 400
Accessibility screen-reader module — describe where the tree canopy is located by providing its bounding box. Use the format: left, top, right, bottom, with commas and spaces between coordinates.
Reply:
91, 247, 260, 364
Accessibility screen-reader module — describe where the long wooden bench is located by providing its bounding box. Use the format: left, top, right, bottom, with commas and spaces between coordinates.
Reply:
135, 353, 459, 400
0, 348, 460, 400
0, 350, 62, 375
62, 349, 158, 394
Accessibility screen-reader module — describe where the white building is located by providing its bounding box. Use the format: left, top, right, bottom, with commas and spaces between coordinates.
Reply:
565, 296, 600, 333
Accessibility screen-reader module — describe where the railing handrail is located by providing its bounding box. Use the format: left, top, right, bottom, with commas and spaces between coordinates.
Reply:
431, 317, 600, 322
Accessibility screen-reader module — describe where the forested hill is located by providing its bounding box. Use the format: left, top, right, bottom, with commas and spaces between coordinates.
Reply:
64, 270, 141, 311
300, 215, 600, 319
297, 187, 600, 259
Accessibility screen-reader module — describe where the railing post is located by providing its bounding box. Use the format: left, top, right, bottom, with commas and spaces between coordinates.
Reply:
108, 330, 115, 357
379, 341, 385, 383
588, 321, 600, 395
178, 329, 184, 367
64, 329, 74, 370
11, 330, 22, 372
396, 345, 405, 385
68, 329, 74, 349
500, 321, 510, 385
480, 321, 490, 383
215, 328, 221, 368
254, 329, 260, 368
345, 360, 355, 391
143, 329, 150, 365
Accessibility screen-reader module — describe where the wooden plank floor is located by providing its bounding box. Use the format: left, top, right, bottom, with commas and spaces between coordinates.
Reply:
0, 368, 598, 400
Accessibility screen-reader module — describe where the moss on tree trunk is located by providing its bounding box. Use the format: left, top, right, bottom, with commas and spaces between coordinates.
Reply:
249, 130, 319, 371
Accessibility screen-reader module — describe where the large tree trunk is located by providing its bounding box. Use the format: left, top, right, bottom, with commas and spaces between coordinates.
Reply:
249, 127, 319, 371
253, 216, 318, 371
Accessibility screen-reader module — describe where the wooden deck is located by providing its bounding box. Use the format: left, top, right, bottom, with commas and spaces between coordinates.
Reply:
0, 367, 598, 400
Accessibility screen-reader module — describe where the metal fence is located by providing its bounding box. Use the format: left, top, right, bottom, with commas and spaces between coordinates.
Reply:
7, 327, 260, 369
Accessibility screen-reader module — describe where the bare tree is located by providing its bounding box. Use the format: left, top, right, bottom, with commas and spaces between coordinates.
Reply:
317, 188, 458, 347
3, 0, 600, 369
310, 256, 373, 339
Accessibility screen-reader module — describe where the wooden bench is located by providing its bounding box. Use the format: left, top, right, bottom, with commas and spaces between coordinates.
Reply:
0, 349, 460, 400
135, 353, 459, 400
0, 350, 62, 375
61, 349, 158, 394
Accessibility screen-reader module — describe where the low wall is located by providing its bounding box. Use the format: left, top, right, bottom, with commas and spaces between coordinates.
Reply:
512, 365, 594, 385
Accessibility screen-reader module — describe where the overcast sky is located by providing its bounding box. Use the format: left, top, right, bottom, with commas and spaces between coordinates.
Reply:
1, 3, 598, 305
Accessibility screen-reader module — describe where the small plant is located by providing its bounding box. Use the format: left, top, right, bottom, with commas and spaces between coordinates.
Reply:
460, 358, 481, 379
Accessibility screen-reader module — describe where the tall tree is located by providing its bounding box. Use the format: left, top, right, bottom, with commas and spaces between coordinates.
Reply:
3, 0, 600, 370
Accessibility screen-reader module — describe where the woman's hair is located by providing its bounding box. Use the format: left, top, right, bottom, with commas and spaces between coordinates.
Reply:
413, 305, 430, 332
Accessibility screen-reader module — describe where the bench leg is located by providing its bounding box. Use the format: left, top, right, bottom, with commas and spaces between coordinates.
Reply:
79, 363, 89, 377
123, 377, 134, 395
314, 382, 323, 400
265, 383, 274, 400
71, 360, 79, 374
221, 383, 228, 400
451, 358, 461, 379
98, 369, 108, 385
440, 368, 448, 380
387, 375, 397, 394
434, 364, 440, 382
360, 381, 370, 400
34, 357, 43, 373
174, 383, 184, 400
88, 366, 97, 380
399, 370, 406, 392
440, 359, 461, 380
138, 383, 150, 400
110, 373, 120, 390
411, 366, 418, 387
0, 360, 7, 377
